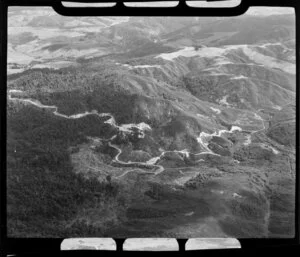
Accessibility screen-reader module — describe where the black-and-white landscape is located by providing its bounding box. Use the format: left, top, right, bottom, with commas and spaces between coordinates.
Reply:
7, 6, 296, 238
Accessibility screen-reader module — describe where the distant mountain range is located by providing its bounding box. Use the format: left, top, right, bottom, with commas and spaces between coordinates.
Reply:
8, 7, 295, 73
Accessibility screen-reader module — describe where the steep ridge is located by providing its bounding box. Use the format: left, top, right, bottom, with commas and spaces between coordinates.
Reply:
267, 102, 296, 147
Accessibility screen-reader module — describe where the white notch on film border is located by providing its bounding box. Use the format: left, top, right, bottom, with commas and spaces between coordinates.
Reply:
61, 2, 117, 7
61, 1, 179, 8
185, 238, 241, 250
186, 0, 241, 8
124, 1, 179, 7
61, 238, 117, 250
123, 238, 179, 251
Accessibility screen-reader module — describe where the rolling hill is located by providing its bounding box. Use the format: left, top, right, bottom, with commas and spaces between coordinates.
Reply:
6, 7, 296, 238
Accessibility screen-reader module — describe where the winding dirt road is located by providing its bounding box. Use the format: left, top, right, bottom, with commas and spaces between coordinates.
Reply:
8, 89, 277, 177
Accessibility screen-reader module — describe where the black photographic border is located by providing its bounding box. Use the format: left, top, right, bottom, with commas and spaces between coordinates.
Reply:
0, 0, 299, 255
